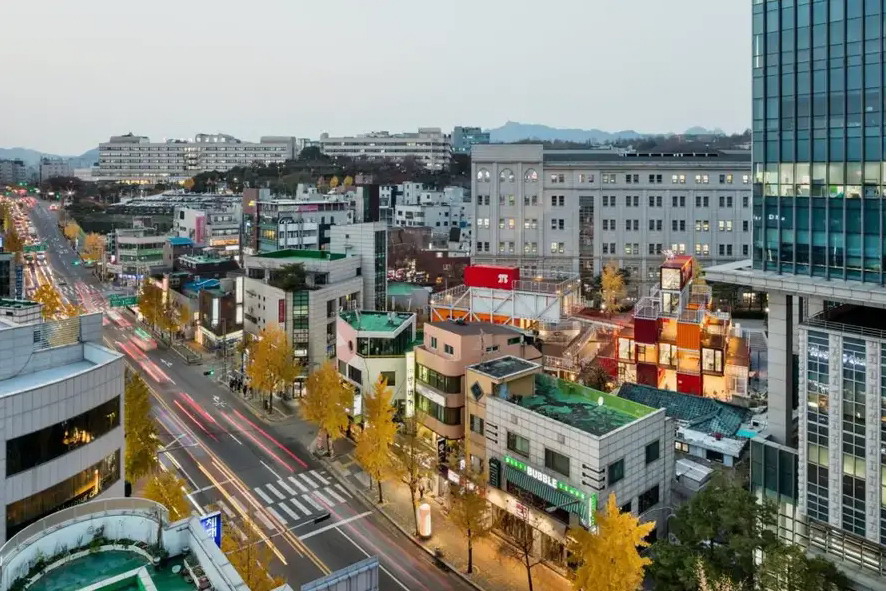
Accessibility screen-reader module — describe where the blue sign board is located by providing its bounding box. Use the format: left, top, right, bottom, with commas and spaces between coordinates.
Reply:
200, 511, 222, 547
14, 265, 23, 299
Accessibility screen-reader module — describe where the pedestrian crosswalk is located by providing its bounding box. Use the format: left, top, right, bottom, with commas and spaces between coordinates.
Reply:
250, 469, 352, 528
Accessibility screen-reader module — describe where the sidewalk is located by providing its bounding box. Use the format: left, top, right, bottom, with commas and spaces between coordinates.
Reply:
323, 441, 573, 591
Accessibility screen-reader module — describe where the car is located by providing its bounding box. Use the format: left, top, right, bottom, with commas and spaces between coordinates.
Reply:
57, 279, 67, 286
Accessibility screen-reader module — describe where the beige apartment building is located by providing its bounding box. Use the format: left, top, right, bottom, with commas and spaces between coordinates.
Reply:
413, 320, 541, 453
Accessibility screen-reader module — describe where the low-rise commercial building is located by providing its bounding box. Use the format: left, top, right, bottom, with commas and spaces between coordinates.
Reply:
112, 227, 168, 279
466, 356, 673, 569
0, 160, 26, 186
452, 126, 490, 155
38, 158, 73, 182
242, 250, 362, 370
174, 203, 242, 252
0, 307, 124, 542
255, 194, 354, 253
336, 310, 418, 419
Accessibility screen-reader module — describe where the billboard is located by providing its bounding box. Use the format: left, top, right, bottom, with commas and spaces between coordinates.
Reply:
278, 298, 286, 323
194, 214, 207, 245
463, 265, 519, 290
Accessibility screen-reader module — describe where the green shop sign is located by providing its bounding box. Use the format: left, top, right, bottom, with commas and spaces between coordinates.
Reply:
504, 455, 586, 500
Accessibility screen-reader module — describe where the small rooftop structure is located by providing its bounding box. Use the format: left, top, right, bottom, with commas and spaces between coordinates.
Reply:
257, 249, 346, 261
0, 298, 42, 326
468, 355, 540, 381
166, 236, 193, 246
339, 310, 413, 333
513, 374, 656, 437
427, 320, 526, 337
616, 383, 750, 436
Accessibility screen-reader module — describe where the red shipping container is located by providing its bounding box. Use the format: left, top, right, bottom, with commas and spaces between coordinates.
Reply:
463, 265, 520, 290
634, 317, 660, 344
676, 372, 702, 396
636, 363, 660, 387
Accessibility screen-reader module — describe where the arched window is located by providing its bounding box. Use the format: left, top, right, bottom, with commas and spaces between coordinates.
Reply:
525, 168, 538, 182
499, 168, 515, 182
476, 168, 491, 182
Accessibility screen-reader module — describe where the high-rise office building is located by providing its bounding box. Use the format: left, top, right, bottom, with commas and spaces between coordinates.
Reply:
708, 1, 885, 586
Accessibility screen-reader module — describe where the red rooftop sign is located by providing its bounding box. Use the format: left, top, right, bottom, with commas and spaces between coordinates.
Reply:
463, 265, 520, 290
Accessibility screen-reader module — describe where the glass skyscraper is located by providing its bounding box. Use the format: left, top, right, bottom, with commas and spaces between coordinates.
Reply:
751, 0, 885, 284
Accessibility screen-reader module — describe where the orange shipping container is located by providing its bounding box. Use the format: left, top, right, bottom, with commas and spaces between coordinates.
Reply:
676, 321, 701, 349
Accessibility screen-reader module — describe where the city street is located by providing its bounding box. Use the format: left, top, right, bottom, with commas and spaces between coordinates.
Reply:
27, 200, 473, 591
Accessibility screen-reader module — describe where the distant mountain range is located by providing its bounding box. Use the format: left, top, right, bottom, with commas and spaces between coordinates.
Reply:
486, 121, 726, 144
0, 147, 98, 168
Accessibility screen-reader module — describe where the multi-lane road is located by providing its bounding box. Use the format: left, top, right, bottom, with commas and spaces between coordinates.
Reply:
27, 199, 471, 591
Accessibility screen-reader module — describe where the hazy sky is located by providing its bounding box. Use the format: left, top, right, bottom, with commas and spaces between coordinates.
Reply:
1, 0, 750, 155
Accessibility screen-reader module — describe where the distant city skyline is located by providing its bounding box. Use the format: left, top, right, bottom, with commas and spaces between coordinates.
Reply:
0, 0, 750, 155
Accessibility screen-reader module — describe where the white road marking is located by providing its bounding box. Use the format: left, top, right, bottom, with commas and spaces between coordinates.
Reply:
276, 479, 296, 496
255, 510, 277, 532
266, 505, 287, 525
288, 475, 309, 493
217, 500, 235, 518
296, 472, 318, 489
328, 515, 410, 591
229, 433, 243, 445
299, 511, 373, 540
260, 460, 281, 480
302, 494, 323, 512
254, 486, 273, 504
287, 497, 310, 516
334, 483, 352, 498
312, 488, 333, 507
278, 502, 301, 522
303, 470, 328, 487
324, 486, 346, 504
265, 483, 286, 500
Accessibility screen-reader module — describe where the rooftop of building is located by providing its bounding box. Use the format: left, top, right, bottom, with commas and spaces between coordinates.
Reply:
183, 278, 221, 292
468, 355, 540, 380
510, 374, 656, 437
166, 236, 193, 246
0, 342, 119, 398
542, 149, 750, 164
29, 551, 193, 591
616, 382, 751, 437
256, 249, 346, 261
0, 298, 39, 310
339, 310, 413, 333
387, 282, 424, 296
179, 254, 233, 265
427, 319, 525, 337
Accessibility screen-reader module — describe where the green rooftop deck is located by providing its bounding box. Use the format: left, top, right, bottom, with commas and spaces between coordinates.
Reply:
340, 310, 413, 332
387, 282, 422, 296
0, 298, 39, 308
29, 551, 192, 591
513, 374, 656, 437
258, 249, 346, 261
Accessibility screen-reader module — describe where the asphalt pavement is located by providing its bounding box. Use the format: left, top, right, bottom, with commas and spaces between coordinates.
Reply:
28, 199, 473, 591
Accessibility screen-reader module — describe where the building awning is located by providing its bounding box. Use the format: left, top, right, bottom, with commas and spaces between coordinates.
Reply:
505, 465, 586, 520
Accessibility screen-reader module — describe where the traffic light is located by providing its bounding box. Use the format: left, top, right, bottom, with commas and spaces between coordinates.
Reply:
203, 369, 215, 376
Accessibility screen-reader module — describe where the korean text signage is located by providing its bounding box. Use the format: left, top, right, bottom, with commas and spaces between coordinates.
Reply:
278, 298, 285, 323
404, 351, 415, 417
200, 510, 222, 547
504, 455, 586, 500
14, 266, 22, 299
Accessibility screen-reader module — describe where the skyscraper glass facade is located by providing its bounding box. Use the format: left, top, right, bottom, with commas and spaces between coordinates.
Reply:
752, 0, 885, 284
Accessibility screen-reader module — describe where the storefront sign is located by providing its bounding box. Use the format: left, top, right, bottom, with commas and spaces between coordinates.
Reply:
278, 298, 285, 323
404, 351, 415, 418
14, 265, 22, 299
447, 469, 460, 485
200, 511, 222, 547
437, 437, 448, 465
504, 455, 586, 501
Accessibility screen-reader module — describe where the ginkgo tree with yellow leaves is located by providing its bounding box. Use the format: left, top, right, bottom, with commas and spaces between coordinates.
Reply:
600, 262, 627, 317
82, 232, 105, 262
32, 283, 64, 319
568, 492, 655, 591
301, 360, 353, 456
246, 325, 300, 413
354, 376, 397, 503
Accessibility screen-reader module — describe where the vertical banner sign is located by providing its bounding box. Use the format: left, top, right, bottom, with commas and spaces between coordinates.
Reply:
14, 265, 23, 299
437, 437, 447, 466
404, 351, 415, 418
278, 298, 285, 324
199, 511, 222, 547
195, 214, 207, 245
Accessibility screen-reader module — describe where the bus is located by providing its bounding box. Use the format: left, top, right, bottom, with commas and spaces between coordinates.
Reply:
133, 327, 157, 352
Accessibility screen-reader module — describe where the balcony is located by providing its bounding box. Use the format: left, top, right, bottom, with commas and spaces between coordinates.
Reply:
801, 304, 886, 340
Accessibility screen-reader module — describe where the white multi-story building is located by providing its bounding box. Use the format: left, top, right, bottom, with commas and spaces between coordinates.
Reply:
255, 192, 354, 253
0, 160, 26, 186
329, 222, 387, 312
319, 128, 452, 170
0, 306, 124, 542
470, 144, 752, 293
96, 133, 296, 183
242, 250, 363, 370
38, 158, 73, 182
464, 356, 673, 568
174, 203, 242, 252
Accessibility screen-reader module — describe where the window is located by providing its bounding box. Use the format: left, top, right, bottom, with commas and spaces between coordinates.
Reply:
649, 219, 655, 231
638, 485, 660, 513
476, 168, 490, 182
444, 344, 454, 355
656, 220, 662, 231
626, 219, 632, 231
500, 169, 515, 182
742, 174, 749, 184
608, 459, 625, 485
656, 195, 662, 206
645, 440, 660, 464
578, 173, 594, 183
743, 244, 749, 256
550, 242, 564, 254
6, 397, 121, 476
417, 364, 461, 393
695, 243, 702, 255
718, 220, 725, 231
603, 243, 610, 254
417, 395, 460, 425
726, 195, 733, 207
602, 173, 617, 184
545, 448, 570, 477
727, 244, 733, 256
696, 174, 709, 184
507, 431, 530, 457
549, 173, 565, 183
624, 243, 632, 255
525, 169, 538, 182
622, 501, 633, 513
603, 220, 609, 231
726, 220, 733, 232
719, 244, 725, 256
498, 218, 505, 229
625, 195, 631, 207
469, 414, 485, 435
507, 336, 521, 345
742, 196, 748, 207
550, 195, 565, 207
552, 219, 564, 230
380, 371, 396, 386
649, 195, 655, 207
703, 196, 709, 207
